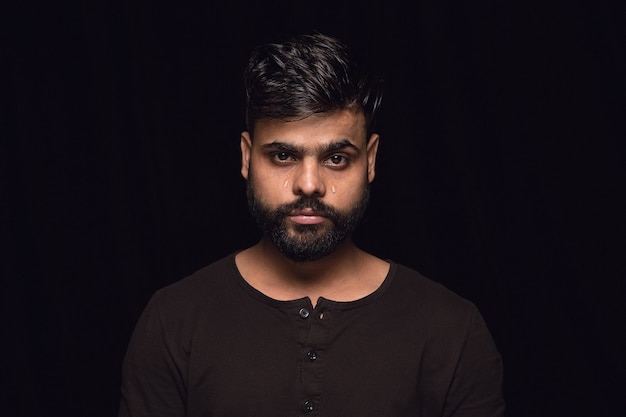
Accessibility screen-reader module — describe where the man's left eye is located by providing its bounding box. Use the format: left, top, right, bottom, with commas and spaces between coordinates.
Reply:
328, 155, 345, 164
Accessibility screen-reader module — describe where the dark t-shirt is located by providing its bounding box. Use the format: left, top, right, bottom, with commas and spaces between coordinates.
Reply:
119, 253, 504, 417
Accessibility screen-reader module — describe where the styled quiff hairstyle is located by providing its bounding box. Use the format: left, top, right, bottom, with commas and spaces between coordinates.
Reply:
244, 33, 383, 139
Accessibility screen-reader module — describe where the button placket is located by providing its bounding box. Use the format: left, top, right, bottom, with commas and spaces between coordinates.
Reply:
292, 302, 333, 416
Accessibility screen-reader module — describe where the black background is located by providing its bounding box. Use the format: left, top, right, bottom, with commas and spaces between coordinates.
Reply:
3, 0, 625, 416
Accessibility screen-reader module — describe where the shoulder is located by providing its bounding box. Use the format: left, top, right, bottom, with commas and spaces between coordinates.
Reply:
149, 253, 239, 315
388, 263, 468, 302
130, 253, 242, 346
383, 262, 481, 323
379, 262, 499, 360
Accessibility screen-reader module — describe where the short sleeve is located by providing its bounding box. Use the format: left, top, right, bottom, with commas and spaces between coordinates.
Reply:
442, 305, 505, 417
118, 292, 187, 417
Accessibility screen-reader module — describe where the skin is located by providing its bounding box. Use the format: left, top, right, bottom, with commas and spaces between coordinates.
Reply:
236, 109, 390, 306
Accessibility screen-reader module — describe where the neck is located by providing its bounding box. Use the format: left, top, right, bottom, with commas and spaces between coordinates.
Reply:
255, 235, 361, 283
236, 235, 389, 305
235, 235, 379, 304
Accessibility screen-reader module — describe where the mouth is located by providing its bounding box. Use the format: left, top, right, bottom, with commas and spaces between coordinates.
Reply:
288, 209, 327, 225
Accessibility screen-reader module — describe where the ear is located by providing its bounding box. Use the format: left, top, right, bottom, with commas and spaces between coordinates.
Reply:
240, 131, 252, 180
366, 133, 380, 183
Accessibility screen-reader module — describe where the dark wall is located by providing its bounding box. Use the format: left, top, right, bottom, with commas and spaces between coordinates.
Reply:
3, 1, 624, 416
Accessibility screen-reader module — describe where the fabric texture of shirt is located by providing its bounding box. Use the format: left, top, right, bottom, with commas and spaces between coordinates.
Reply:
119, 252, 505, 417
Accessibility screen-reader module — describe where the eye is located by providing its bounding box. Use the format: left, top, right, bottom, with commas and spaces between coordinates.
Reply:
323, 154, 348, 168
271, 151, 296, 164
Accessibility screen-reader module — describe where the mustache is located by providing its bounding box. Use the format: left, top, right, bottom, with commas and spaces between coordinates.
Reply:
275, 197, 340, 221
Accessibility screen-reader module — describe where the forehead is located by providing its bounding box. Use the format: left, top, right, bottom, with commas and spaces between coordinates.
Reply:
252, 110, 367, 147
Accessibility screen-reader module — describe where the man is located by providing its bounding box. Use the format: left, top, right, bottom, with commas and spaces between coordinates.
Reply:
119, 33, 505, 416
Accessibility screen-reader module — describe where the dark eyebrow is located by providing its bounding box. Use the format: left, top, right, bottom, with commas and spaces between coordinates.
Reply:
321, 140, 359, 153
261, 140, 359, 155
261, 142, 302, 153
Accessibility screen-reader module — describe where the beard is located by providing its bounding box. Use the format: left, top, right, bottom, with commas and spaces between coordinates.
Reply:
246, 181, 370, 263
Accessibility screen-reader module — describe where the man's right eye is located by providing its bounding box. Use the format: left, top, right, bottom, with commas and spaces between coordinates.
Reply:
271, 152, 295, 164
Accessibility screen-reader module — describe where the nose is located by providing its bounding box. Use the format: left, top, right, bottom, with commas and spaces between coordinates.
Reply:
292, 159, 326, 197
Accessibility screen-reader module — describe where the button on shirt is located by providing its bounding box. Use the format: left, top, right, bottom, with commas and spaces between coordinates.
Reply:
299, 307, 310, 319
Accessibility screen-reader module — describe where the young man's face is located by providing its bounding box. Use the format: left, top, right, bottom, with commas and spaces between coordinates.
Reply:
240, 109, 380, 262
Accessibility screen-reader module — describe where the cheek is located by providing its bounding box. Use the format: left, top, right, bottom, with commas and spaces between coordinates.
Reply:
331, 176, 368, 207
248, 165, 291, 201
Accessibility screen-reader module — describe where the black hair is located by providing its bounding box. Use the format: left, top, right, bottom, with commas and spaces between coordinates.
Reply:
244, 33, 383, 138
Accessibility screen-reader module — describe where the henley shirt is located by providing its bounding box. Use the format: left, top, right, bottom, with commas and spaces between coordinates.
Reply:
119, 252, 504, 417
